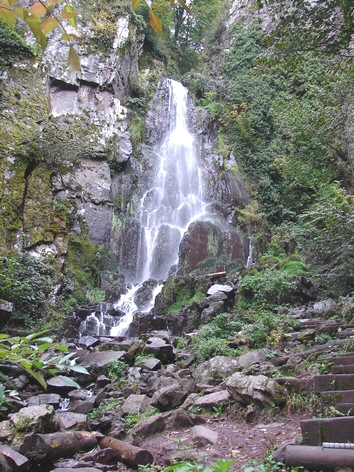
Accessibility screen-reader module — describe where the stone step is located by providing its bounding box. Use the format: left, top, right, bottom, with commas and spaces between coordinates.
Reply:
320, 390, 354, 404
301, 417, 354, 446
336, 329, 354, 339
332, 364, 354, 374
322, 355, 354, 366
336, 403, 354, 415
314, 374, 354, 392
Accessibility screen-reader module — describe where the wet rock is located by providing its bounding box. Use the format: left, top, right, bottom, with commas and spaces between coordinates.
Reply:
151, 385, 188, 412
200, 301, 225, 324
144, 337, 175, 364
193, 356, 239, 385
193, 390, 231, 408
238, 349, 269, 369
0, 453, 11, 472
192, 425, 218, 447
10, 405, 59, 434
78, 351, 126, 377
226, 373, 278, 405
78, 336, 100, 349
97, 375, 111, 388
68, 389, 96, 415
122, 394, 151, 415
57, 412, 88, 431
27, 394, 61, 408
136, 357, 161, 371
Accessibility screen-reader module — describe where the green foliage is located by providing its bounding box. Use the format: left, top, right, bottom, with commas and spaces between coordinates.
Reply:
63, 233, 113, 314
107, 360, 128, 378
0, 19, 34, 69
162, 459, 235, 472
192, 313, 242, 361
0, 253, 53, 323
0, 331, 87, 390
88, 399, 121, 421
292, 183, 354, 294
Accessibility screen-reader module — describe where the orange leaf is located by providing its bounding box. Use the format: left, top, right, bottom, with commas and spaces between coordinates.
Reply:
41, 16, 59, 34
148, 9, 162, 35
132, 0, 142, 10
152, 3, 164, 12
29, 2, 47, 19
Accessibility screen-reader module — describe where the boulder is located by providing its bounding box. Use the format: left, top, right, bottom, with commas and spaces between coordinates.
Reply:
0, 445, 28, 471
10, 405, 59, 434
144, 337, 175, 364
226, 373, 278, 405
57, 412, 88, 431
192, 425, 218, 447
207, 284, 234, 296
238, 349, 269, 369
78, 351, 126, 377
151, 385, 188, 412
122, 395, 151, 415
193, 356, 239, 385
46, 376, 80, 394
136, 357, 161, 371
193, 390, 231, 408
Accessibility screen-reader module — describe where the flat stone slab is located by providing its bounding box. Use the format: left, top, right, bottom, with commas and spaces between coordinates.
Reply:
27, 393, 61, 407
78, 351, 126, 369
57, 411, 88, 431
193, 390, 231, 408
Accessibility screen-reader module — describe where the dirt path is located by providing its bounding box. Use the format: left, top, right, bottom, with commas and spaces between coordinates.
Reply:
138, 410, 306, 470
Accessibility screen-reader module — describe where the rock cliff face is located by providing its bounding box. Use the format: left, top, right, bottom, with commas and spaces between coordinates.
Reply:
0, 1, 251, 322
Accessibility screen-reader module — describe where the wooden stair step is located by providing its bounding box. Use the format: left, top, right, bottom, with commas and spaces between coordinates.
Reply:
320, 390, 354, 404
274, 444, 354, 470
314, 374, 354, 392
301, 416, 354, 445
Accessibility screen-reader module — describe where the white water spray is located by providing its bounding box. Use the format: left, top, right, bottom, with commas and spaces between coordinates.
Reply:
110, 79, 206, 336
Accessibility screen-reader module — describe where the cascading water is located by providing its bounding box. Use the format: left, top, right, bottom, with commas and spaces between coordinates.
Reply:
109, 79, 207, 336
78, 79, 208, 338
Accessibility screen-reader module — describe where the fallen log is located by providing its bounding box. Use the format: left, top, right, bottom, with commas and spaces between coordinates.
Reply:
19, 431, 97, 463
276, 444, 354, 470
99, 436, 153, 466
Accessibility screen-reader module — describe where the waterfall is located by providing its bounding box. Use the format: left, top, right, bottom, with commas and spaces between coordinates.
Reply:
109, 79, 207, 336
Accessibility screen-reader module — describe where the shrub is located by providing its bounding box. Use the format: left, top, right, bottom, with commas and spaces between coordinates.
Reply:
0, 253, 53, 323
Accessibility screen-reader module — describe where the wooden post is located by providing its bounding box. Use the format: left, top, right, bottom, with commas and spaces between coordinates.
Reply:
278, 445, 354, 470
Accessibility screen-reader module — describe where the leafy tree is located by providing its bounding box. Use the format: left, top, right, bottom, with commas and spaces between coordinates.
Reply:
293, 183, 354, 294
